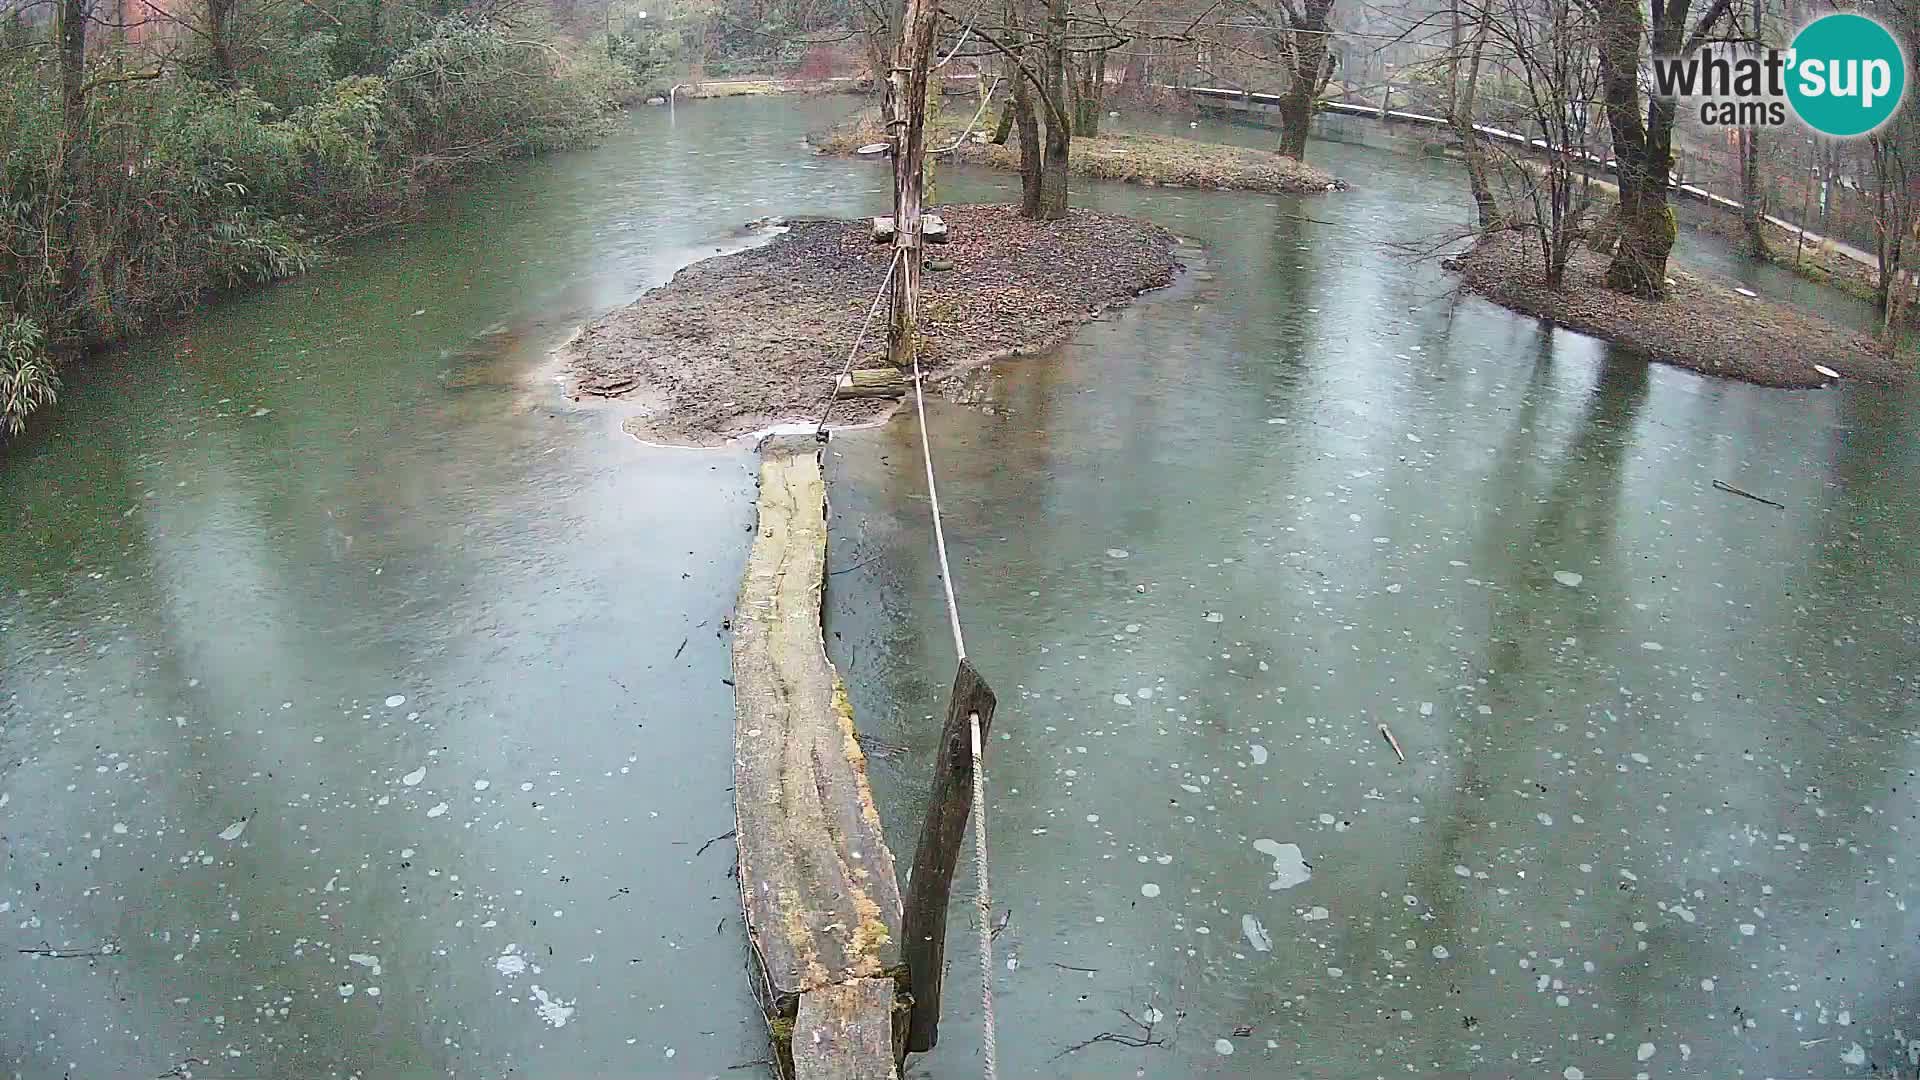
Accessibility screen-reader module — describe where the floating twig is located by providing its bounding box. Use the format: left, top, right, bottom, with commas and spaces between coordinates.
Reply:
674, 637, 688, 660
854, 731, 908, 758
989, 907, 1012, 940
1053, 1006, 1168, 1058
19, 940, 117, 959
1050, 961, 1100, 973
829, 553, 884, 576
1712, 479, 1786, 509
695, 829, 737, 857
1378, 723, 1406, 764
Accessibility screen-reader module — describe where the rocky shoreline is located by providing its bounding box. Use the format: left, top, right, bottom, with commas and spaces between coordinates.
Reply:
564, 203, 1183, 444
1450, 231, 1909, 389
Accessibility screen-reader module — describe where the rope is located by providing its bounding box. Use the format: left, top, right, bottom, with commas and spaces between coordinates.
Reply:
907, 335, 968, 661
815, 250, 904, 434
970, 712, 996, 1080
905, 318, 993, 1076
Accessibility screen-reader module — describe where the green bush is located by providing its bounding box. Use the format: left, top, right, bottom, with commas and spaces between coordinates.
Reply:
0, 313, 55, 438
0, 16, 626, 441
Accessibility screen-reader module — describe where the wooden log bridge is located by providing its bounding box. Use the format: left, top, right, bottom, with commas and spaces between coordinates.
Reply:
733, 434, 905, 1079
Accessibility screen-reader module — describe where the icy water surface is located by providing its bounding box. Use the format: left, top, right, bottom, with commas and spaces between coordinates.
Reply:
0, 97, 879, 1079
3, 95, 1914, 1080
827, 136, 1920, 1078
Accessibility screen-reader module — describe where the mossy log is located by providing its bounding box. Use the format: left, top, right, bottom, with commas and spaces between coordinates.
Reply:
733, 435, 906, 1079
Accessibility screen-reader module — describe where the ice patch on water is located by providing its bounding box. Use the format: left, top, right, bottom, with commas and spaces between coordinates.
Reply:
1140, 883, 1161, 898
1252, 839, 1310, 890
1106, 549, 1130, 559
349, 953, 383, 977
496, 945, 528, 978
1203, 612, 1224, 623
1638, 1043, 1657, 1062
1242, 914, 1272, 952
1641, 642, 1664, 651
1214, 1039, 1234, 1056
1843, 1043, 1867, 1066
402, 767, 426, 786
1302, 906, 1328, 921
385, 695, 406, 708
426, 803, 449, 818
1249, 744, 1268, 765
218, 820, 247, 842
1553, 570, 1583, 587
531, 986, 576, 1027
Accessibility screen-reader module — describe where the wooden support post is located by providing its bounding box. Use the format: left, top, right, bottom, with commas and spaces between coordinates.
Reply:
886, 0, 939, 370
900, 659, 998, 1053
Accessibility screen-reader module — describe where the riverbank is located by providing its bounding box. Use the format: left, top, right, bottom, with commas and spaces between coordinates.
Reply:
674, 76, 866, 99
565, 203, 1182, 444
1451, 232, 1908, 388
0, 21, 632, 441
812, 105, 1346, 194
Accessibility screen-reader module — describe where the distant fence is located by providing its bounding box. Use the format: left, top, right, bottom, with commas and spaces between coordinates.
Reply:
1177, 85, 1879, 274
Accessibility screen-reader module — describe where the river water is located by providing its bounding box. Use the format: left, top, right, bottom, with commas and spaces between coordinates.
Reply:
3, 98, 1916, 1080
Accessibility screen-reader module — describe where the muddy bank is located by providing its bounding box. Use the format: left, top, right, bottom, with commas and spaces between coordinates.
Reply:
1450, 231, 1910, 388
813, 105, 1346, 194
565, 203, 1182, 444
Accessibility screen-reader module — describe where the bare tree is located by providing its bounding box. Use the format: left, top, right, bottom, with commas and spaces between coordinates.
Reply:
1736, 0, 1765, 256
1232, 0, 1336, 159
1584, 0, 1736, 297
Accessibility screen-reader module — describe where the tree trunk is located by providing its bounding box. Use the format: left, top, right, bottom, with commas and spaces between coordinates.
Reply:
1070, 51, 1106, 136
1031, 0, 1071, 218
1594, 0, 1674, 297
51, 0, 88, 322
208, 0, 236, 82
1274, 0, 1334, 161
884, 0, 937, 369
1012, 67, 1043, 217
1038, 117, 1069, 218
1450, 0, 1498, 228
991, 97, 1014, 144
1737, 0, 1765, 257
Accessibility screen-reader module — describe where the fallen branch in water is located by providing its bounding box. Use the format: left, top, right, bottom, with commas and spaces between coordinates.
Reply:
1051, 961, 1100, 973
1378, 723, 1406, 763
1711, 479, 1786, 510
1054, 1007, 1168, 1058
19, 940, 118, 959
695, 829, 736, 857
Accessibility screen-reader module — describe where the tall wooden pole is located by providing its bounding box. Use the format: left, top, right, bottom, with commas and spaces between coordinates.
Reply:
900, 660, 997, 1053
887, 0, 939, 369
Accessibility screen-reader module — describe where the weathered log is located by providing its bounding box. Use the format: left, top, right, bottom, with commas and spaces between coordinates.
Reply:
793, 979, 901, 1080
837, 368, 907, 399
900, 659, 998, 1052
734, 435, 905, 1077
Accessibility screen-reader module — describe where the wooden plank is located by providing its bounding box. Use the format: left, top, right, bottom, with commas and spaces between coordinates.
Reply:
793, 979, 901, 1080
900, 659, 998, 1052
837, 368, 906, 399
734, 434, 905, 1073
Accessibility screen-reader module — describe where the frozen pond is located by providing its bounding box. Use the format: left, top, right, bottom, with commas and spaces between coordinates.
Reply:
826, 132, 1920, 1078
3, 95, 1915, 1079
